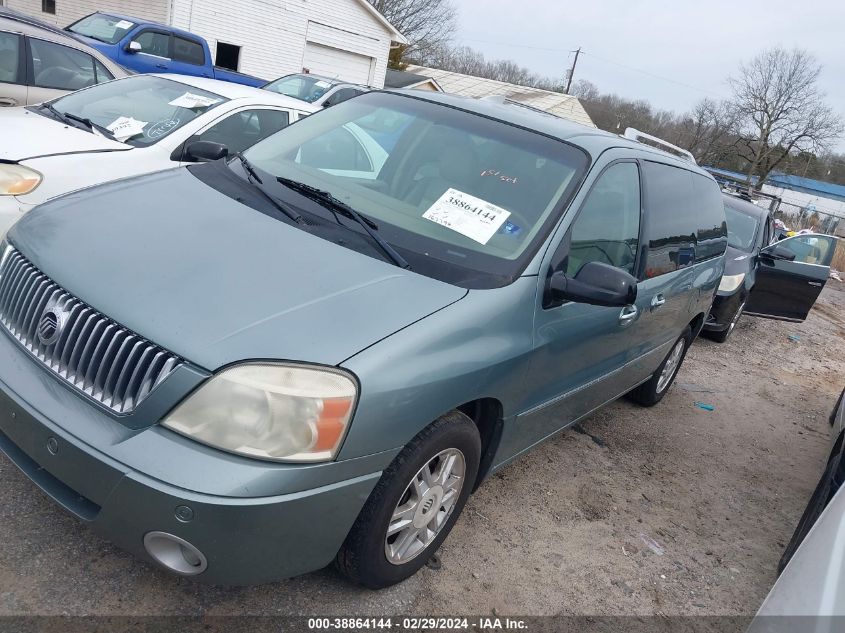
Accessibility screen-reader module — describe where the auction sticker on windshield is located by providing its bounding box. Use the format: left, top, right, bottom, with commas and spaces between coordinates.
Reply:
106, 116, 147, 142
423, 188, 511, 245
169, 93, 220, 109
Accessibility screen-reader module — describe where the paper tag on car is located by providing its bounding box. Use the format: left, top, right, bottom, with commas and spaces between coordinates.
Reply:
106, 116, 147, 141
168, 93, 221, 109
423, 188, 511, 245
115, 20, 133, 29
314, 81, 330, 88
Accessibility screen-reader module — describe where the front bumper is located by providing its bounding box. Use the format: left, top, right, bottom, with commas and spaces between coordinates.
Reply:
0, 332, 391, 585
704, 290, 746, 332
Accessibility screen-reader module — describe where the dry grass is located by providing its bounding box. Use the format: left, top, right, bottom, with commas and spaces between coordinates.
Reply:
833, 238, 845, 272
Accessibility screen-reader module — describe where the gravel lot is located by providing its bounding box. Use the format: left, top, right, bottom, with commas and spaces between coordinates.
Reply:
1, 282, 843, 619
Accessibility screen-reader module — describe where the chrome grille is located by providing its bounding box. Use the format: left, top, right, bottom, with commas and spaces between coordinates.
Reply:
0, 246, 181, 413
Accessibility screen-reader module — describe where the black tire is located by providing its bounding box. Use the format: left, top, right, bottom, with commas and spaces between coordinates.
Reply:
778, 438, 844, 574
703, 300, 746, 344
628, 326, 692, 407
335, 411, 481, 589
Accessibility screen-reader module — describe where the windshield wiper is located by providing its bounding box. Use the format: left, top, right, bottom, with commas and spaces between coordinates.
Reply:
40, 103, 116, 140
63, 112, 117, 140
233, 154, 303, 224
276, 177, 411, 270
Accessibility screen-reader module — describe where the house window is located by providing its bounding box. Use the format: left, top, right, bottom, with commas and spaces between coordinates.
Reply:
215, 42, 240, 71
42, 0, 56, 14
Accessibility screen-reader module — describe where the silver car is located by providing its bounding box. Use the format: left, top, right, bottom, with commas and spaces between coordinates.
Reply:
0, 7, 127, 107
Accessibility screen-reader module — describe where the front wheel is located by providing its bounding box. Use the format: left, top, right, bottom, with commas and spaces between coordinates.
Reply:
629, 326, 692, 407
335, 411, 481, 588
705, 300, 746, 343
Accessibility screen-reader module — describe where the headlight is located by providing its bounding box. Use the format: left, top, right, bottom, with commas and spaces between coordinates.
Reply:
718, 273, 745, 293
0, 164, 42, 196
162, 363, 357, 462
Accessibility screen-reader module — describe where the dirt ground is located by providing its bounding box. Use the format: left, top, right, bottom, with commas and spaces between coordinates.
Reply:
1, 282, 843, 619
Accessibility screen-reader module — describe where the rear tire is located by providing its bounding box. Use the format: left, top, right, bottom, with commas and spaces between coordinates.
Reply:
629, 326, 692, 407
335, 411, 481, 589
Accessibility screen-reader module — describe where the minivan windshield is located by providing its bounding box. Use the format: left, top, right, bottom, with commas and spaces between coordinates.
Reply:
724, 204, 761, 251
67, 13, 136, 44
239, 92, 589, 287
263, 74, 341, 103
37, 75, 227, 147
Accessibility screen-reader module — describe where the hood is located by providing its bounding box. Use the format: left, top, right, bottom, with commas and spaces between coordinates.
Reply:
1, 107, 129, 161
9, 169, 467, 370
724, 244, 755, 276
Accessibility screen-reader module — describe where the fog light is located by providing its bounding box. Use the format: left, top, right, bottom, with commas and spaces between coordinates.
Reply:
143, 531, 207, 575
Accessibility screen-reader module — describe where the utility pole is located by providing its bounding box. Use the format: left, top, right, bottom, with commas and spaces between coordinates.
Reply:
564, 47, 581, 94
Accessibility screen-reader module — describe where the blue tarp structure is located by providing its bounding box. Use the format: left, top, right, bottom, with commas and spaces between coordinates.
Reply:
704, 166, 845, 203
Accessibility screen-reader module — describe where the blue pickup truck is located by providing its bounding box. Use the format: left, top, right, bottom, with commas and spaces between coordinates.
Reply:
65, 12, 265, 87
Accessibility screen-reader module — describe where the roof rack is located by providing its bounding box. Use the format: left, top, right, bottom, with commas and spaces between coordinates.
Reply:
623, 127, 696, 164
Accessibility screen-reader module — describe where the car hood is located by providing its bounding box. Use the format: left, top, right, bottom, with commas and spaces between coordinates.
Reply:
0, 107, 129, 161
8, 169, 467, 370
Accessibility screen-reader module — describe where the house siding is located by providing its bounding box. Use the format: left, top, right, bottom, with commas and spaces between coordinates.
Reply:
4, 0, 168, 27
169, 0, 393, 86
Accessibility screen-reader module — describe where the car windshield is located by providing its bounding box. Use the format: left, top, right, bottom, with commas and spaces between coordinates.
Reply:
44, 75, 227, 147
67, 13, 136, 44
240, 92, 589, 287
725, 204, 761, 251
263, 75, 338, 103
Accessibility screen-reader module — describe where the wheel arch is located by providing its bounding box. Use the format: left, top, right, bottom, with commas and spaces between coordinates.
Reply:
456, 398, 504, 491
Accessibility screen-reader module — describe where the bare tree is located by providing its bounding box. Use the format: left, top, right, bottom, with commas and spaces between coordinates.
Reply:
365, 0, 457, 65
673, 98, 737, 165
729, 47, 843, 189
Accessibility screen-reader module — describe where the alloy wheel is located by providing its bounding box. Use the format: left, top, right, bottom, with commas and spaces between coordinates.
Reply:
385, 448, 466, 565
656, 339, 685, 394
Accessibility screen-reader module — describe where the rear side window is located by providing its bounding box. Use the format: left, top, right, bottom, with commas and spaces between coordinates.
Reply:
30, 39, 98, 91
642, 161, 726, 278
173, 37, 205, 66
0, 32, 21, 84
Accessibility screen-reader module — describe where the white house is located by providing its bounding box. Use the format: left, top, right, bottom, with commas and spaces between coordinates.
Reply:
403, 65, 595, 128
3, 0, 406, 87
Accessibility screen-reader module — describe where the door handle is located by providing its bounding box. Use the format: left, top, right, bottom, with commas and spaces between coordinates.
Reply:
651, 294, 666, 309
156, 64, 168, 69
618, 305, 638, 327
0, 98, 17, 107
808, 281, 822, 287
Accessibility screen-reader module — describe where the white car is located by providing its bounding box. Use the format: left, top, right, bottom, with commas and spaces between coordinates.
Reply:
0, 73, 318, 232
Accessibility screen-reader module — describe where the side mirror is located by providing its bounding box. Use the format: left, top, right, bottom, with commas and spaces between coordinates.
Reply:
761, 243, 795, 261
547, 261, 638, 308
125, 41, 142, 53
183, 140, 228, 162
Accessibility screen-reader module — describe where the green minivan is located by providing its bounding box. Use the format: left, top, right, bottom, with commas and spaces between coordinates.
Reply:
0, 91, 728, 587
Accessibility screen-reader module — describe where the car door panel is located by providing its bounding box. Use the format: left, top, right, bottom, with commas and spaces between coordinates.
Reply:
121, 30, 172, 74
514, 160, 648, 450
746, 234, 836, 321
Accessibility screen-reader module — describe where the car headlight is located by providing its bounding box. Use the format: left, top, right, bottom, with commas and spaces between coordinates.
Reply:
718, 273, 745, 293
0, 164, 42, 196
162, 363, 357, 462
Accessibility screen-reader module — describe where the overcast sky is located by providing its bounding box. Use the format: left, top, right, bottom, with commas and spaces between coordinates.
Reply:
453, 0, 845, 150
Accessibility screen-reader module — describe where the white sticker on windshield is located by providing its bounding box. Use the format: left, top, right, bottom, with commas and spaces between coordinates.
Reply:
114, 19, 134, 29
314, 81, 330, 88
168, 92, 221, 109
423, 188, 510, 245
106, 116, 148, 142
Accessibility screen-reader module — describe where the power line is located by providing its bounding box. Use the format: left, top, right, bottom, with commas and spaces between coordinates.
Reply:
458, 37, 728, 98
